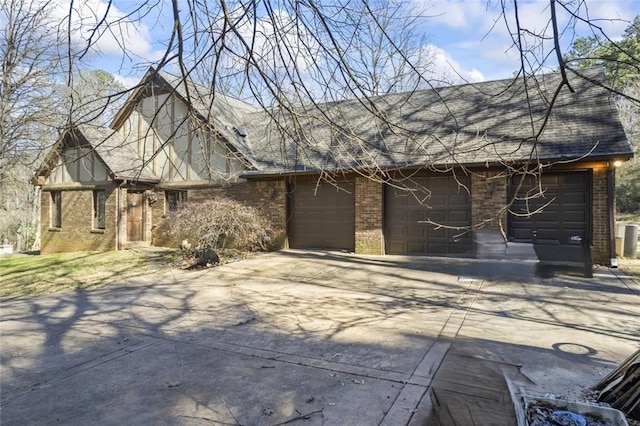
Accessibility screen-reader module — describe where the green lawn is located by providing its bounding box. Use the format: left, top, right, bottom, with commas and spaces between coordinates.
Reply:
0, 249, 178, 297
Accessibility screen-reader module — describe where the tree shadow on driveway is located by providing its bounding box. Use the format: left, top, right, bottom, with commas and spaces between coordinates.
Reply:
1, 250, 638, 425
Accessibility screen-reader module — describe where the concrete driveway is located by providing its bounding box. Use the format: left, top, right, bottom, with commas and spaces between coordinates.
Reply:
1, 250, 639, 425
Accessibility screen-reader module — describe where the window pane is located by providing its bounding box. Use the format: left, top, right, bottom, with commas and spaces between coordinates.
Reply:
166, 191, 187, 212
51, 192, 62, 228
94, 190, 106, 229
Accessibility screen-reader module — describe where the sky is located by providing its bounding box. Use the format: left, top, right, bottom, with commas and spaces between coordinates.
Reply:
60, 0, 640, 88
424, 0, 639, 81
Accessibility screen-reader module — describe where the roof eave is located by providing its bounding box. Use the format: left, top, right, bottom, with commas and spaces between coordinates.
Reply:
240, 151, 636, 179
112, 174, 161, 184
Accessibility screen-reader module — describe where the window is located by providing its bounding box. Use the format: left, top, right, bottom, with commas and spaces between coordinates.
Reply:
166, 191, 187, 212
51, 191, 62, 228
93, 190, 106, 229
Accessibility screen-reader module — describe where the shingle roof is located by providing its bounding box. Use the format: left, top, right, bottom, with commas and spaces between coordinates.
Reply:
237, 67, 633, 176
35, 124, 158, 183
75, 124, 158, 181
42, 66, 630, 185
155, 70, 260, 167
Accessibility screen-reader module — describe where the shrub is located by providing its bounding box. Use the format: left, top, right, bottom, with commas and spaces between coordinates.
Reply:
617, 157, 640, 214
160, 197, 273, 252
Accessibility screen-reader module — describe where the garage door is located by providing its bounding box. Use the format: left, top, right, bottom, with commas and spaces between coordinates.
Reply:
508, 172, 590, 245
290, 178, 355, 250
385, 175, 472, 255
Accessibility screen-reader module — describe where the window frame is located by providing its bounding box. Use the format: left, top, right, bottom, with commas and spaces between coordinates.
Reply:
50, 191, 62, 228
93, 190, 106, 230
166, 190, 187, 213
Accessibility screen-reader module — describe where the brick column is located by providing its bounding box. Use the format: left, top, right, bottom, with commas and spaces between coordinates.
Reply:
39, 190, 52, 254
591, 166, 610, 264
470, 171, 507, 231
471, 171, 508, 257
354, 176, 384, 255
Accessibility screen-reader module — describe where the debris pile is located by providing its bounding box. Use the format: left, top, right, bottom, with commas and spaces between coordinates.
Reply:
596, 349, 640, 421
526, 401, 610, 426
186, 248, 220, 269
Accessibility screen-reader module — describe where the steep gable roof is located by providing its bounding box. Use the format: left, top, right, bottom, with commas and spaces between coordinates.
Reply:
238, 67, 633, 176
93, 65, 633, 182
76, 124, 158, 181
35, 124, 158, 183
110, 68, 259, 168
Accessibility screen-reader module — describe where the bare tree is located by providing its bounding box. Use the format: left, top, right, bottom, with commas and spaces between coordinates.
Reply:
0, 0, 67, 249
3, 0, 639, 248
0, 0, 126, 249
0, 0, 65, 170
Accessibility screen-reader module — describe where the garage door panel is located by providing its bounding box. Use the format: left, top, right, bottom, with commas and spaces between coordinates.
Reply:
291, 180, 355, 250
408, 226, 427, 238
508, 172, 589, 245
563, 193, 587, 203
408, 242, 423, 252
408, 211, 425, 222
427, 243, 446, 252
512, 229, 532, 240
563, 211, 587, 222
431, 228, 448, 238
450, 211, 470, 223
449, 194, 469, 206
388, 224, 406, 237
429, 195, 447, 206
385, 175, 472, 255
537, 228, 561, 240
427, 211, 447, 222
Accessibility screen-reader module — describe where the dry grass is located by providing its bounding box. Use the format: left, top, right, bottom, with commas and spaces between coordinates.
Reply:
0, 249, 179, 298
615, 215, 639, 282
617, 257, 640, 282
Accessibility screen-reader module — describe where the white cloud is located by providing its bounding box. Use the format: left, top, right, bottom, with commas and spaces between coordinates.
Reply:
424, 0, 494, 29
425, 0, 638, 80
423, 44, 485, 83
46, 0, 164, 61
113, 74, 141, 89
466, 68, 485, 82
426, 0, 634, 37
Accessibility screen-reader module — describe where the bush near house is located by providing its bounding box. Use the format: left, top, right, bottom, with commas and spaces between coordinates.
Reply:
616, 157, 640, 215
155, 197, 273, 253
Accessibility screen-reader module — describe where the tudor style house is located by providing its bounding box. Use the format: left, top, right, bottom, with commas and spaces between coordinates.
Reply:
34, 66, 633, 270
34, 69, 267, 253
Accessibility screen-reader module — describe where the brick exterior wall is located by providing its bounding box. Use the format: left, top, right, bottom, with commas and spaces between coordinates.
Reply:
38, 165, 613, 265
354, 176, 384, 255
591, 166, 610, 264
470, 170, 509, 255
470, 171, 508, 231
40, 185, 118, 254
467, 166, 612, 264
149, 190, 166, 246
152, 179, 288, 249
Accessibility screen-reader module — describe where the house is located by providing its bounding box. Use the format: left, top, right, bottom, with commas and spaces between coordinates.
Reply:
34, 68, 275, 254
34, 67, 633, 268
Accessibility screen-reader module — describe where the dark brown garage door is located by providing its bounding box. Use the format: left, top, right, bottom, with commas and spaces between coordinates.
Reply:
385, 175, 472, 255
508, 172, 590, 245
290, 178, 355, 250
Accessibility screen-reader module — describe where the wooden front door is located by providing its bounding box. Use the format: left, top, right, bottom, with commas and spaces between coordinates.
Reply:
127, 192, 144, 242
